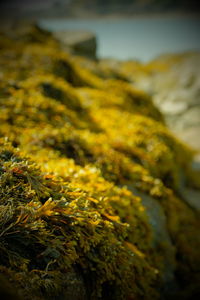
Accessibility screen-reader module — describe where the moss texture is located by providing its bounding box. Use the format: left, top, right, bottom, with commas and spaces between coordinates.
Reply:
0, 24, 200, 299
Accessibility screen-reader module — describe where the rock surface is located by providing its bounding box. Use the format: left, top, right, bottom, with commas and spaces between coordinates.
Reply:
54, 30, 97, 59
126, 185, 178, 295
147, 54, 200, 151
127, 53, 200, 151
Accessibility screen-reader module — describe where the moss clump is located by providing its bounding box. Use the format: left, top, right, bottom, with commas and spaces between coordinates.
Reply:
0, 140, 159, 300
0, 24, 200, 299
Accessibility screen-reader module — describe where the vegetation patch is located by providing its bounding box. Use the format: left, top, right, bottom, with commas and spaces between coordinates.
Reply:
0, 24, 199, 299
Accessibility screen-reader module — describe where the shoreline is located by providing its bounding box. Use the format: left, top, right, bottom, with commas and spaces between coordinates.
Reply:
0, 11, 200, 23
53, 11, 200, 20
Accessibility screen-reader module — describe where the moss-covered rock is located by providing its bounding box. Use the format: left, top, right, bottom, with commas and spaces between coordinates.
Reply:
0, 24, 200, 299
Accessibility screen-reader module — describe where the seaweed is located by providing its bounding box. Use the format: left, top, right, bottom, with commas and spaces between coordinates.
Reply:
0, 24, 200, 299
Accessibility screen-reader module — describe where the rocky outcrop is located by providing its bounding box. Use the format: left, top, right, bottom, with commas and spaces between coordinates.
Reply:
0, 24, 200, 300
54, 30, 97, 59
144, 53, 200, 151
91, 53, 200, 152
126, 185, 178, 297
125, 53, 200, 152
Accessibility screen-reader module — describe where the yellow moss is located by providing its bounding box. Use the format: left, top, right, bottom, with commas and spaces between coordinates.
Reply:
0, 24, 200, 300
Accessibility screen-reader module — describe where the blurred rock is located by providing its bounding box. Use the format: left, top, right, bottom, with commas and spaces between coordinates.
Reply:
126, 185, 178, 296
118, 53, 200, 151
181, 187, 200, 212
149, 53, 200, 151
54, 30, 97, 59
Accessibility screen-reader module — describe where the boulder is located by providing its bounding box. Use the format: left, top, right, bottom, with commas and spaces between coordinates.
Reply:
126, 185, 178, 296
138, 53, 200, 151
108, 53, 200, 152
54, 30, 97, 59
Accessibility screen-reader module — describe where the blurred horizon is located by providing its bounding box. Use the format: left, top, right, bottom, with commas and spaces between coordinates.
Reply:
0, 0, 200, 62
0, 0, 200, 18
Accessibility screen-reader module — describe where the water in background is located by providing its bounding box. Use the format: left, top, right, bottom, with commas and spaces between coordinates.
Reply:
39, 16, 200, 61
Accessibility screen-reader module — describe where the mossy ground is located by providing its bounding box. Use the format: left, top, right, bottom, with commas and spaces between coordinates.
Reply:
0, 24, 200, 299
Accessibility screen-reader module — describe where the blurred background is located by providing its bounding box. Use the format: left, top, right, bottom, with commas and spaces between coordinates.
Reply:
0, 0, 200, 17
0, 0, 200, 61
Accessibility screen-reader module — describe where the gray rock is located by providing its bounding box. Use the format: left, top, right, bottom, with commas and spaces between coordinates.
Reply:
181, 187, 200, 212
132, 53, 200, 151
54, 30, 97, 59
159, 100, 188, 115
126, 185, 178, 295
174, 127, 200, 150
192, 154, 200, 171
